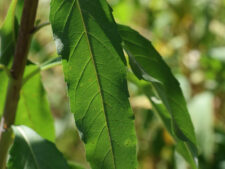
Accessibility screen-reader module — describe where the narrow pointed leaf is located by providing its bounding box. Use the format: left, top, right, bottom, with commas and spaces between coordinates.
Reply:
7, 125, 69, 169
50, 0, 137, 169
128, 72, 198, 168
119, 25, 198, 167
145, 85, 198, 169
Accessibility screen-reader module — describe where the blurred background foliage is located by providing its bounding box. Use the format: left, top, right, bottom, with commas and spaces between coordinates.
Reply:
1, 0, 225, 168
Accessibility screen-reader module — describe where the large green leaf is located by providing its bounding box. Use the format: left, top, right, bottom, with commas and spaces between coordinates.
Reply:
50, 0, 137, 169
119, 25, 198, 167
7, 125, 69, 169
16, 65, 55, 141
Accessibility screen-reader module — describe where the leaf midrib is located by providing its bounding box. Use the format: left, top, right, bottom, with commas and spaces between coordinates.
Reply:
17, 126, 41, 169
76, 0, 116, 169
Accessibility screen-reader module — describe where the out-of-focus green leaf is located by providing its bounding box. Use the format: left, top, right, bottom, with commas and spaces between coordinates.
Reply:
209, 47, 225, 62
0, 71, 8, 115
7, 125, 69, 169
15, 0, 24, 23
112, 0, 135, 24
0, 0, 18, 65
50, 1, 137, 169
119, 25, 198, 168
0, 0, 20, 116
68, 161, 86, 169
16, 65, 55, 141
0, 65, 55, 142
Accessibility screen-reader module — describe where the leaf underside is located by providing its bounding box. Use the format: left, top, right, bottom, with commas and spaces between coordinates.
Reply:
118, 25, 198, 168
50, 0, 137, 169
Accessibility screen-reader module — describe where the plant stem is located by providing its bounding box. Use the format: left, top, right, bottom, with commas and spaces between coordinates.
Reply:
32, 22, 50, 33
0, 0, 39, 168
23, 57, 62, 85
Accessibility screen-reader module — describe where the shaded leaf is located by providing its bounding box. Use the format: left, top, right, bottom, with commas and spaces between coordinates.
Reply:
7, 125, 69, 169
0, 0, 18, 65
119, 25, 198, 167
15, 0, 24, 23
68, 161, 86, 169
148, 86, 198, 169
128, 72, 198, 169
50, 0, 137, 169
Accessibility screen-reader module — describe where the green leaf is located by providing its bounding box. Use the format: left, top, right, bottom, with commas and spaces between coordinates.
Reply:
68, 161, 86, 169
0, 0, 18, 65
15, 65, 55, 141
119, 25, 198, 167
0, 0, 23, 115
128, 72, 198, 169
7, 125, 69, 169
0, 71, 8, 115
0, 65, 55, 141
50, 0, 137, 169
15, 0, 24, 23
147, 85, 198, 169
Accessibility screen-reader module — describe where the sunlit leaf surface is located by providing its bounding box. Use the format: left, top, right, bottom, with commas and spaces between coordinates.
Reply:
50, 0, 137, 169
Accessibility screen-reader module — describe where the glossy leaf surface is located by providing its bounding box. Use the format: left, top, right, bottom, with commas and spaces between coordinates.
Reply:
7, 125, 69, 169
50, 0, 137, 169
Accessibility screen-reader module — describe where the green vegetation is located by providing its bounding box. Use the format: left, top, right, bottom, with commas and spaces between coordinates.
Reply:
0, 0, 224, 169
